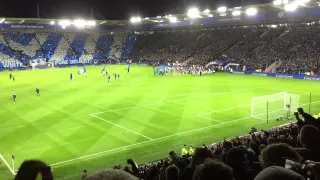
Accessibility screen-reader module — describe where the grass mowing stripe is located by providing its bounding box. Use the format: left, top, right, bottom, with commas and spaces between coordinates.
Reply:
50, 115, 254, 167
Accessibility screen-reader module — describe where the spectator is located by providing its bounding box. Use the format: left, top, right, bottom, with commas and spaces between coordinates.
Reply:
165, 165, 179, 180
15, 160, 52, 180
259, 143, 303, 168
84, 169, 138, 180
254, 166, 306, 180
193, 159, 234, 180
299, 125, 320, 161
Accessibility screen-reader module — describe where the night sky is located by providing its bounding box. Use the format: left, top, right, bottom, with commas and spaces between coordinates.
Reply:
0, 0, 270, 20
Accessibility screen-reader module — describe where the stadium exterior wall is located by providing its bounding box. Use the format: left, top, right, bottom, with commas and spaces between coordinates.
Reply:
233, 70, 320, 81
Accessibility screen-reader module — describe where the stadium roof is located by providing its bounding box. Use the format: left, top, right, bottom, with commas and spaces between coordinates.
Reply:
1, 1, 319, 26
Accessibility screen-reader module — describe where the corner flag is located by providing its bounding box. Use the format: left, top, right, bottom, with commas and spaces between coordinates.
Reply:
78, 67, 87, 75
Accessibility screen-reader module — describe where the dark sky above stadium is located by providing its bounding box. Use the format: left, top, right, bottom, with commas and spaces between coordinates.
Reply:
1, 0, 270, 20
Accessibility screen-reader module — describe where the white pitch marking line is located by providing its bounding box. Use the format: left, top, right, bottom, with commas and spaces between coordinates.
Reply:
50, 115, 252, 167
195, 114, 223, 123
90, 114, 152, 140
90, 102, 158, 115
0, 154, 16, 175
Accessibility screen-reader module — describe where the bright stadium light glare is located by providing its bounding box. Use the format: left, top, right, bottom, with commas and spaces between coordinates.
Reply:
217, 6, 227, 13
187, 7, 200, 18
130, 16, 142, 23
59, 20, 71, 26
144, 17, 150, 20
0, 18, 6, 23
73, 19, 86, 28
203, 9, 210, 14
284, 3, 297, 11
283, 0, 289, 4
86, 21, 96, 26
245, 7, 257, 16
169, 16, 177, 23
50, 21, 55, 25
156, 16, 162, 18
273, 0, 282, 6
232, 10, 241, 16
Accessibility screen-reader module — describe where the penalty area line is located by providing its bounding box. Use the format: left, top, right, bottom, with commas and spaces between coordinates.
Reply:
0, 154, 16, 175
49, 116, 251, 167
90, 114, 152, 140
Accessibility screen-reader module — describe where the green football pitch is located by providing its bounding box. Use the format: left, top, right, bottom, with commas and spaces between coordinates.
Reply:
0, 65, 319, 180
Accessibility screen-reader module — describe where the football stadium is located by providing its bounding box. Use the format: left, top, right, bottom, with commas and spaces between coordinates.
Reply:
1, 0, 320, 180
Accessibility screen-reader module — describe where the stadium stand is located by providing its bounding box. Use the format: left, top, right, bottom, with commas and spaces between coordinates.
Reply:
121, 34, 136, 59
93, 33, 114, 60
38, 32, 62, 60
109, 34, 126, 59
0, 25, 318, 75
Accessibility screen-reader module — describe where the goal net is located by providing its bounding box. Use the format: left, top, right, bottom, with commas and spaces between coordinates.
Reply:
251, 92, 300, 120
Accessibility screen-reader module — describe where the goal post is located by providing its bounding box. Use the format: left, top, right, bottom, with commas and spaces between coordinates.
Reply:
251, 92, 301, 121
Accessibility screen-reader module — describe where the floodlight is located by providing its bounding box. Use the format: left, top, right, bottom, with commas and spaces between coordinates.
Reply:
273, 0, 282, 6
203, 9, 210, 14
130, 16, 142, 23
245, 7, 257, 16
0, 18, 5, 23
50, 21, 55, 25
136, 17, 142, 22
232, 10, 241, 16
283, 0, 289, 4
86, 21, 96, 26
284, 3, 297, 11
168, 16, 177, 23
73, 19, 86, 28
217, 6, 227, 13
187, 7, 200, 18
59, 20, 71, 26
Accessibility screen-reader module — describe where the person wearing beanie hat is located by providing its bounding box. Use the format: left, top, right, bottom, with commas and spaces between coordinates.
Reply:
254, 166, 306, 180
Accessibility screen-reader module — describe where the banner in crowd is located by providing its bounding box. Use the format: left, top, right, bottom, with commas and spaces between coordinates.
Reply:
52, 60, 92, 65
233, 71, 320, 81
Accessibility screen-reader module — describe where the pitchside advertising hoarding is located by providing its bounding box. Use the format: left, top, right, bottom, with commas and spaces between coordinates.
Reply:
233, 71, 320, 81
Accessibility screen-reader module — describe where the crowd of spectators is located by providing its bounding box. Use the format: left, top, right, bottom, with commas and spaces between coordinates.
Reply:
1, 25, 320, 74
13, 108, 320, 180
132, 25, 320, 74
